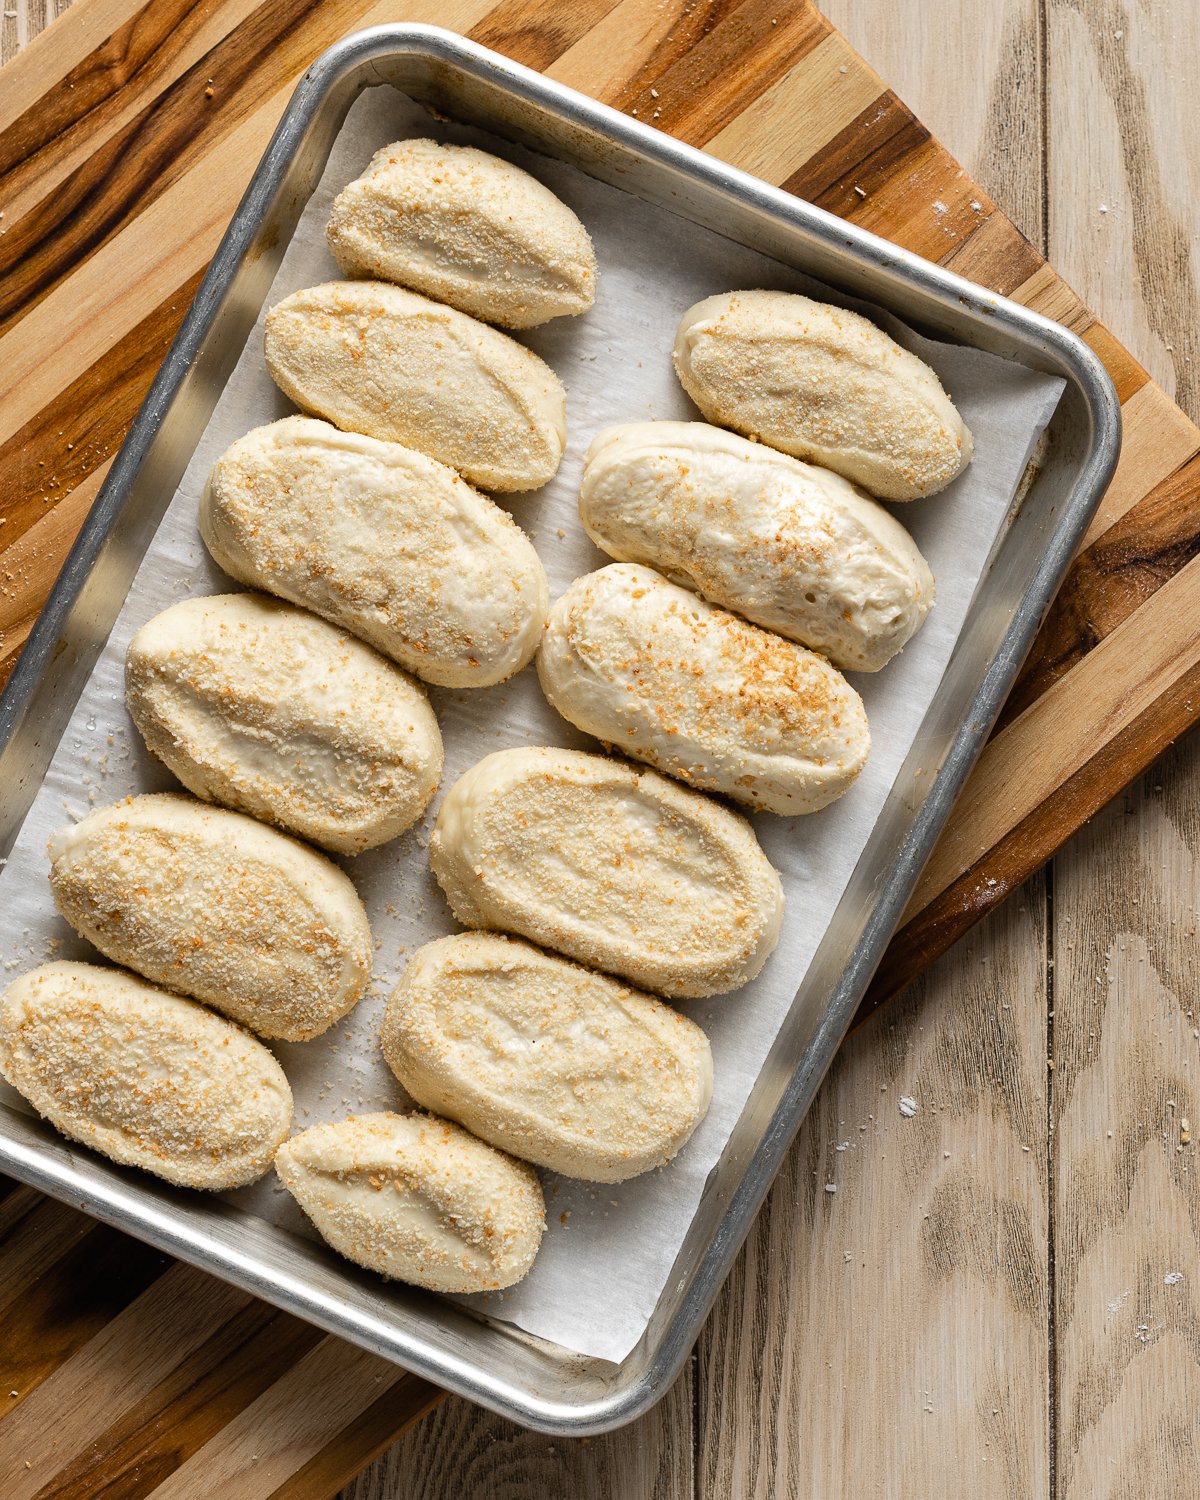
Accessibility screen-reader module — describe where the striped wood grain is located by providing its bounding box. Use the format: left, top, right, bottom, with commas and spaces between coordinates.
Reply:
0, 1184, 441, 1499
1045, 3, 1200, 1494
1052, 758, 1200, 1499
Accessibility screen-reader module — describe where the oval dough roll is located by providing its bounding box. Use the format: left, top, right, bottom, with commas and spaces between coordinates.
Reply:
49, 793, 373, 1040
327, 138, 596, 329
538, 564, 869, 815
201, 417, 548, 688
383, 932, 713, 1181
428, 745, 784, 998
274, 1112, 544, 1292
673, 289, 973, 500
0, 961, 292, 1189
580, 421, 934, 671
125, 593, 442, 855
264, 280, 566, 492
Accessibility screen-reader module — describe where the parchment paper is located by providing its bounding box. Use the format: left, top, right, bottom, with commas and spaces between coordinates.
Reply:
0, 87, 1065, 1364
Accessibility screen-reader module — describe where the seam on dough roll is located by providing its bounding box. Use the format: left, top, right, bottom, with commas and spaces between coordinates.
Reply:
673, 289, 973, 500
383, 932, 713, 1182
201, 416, 549, 688
274, 1111, 545, 1292
428, 745, 784, 998
327, 138, 596, 329
580, 420, 934, 672
264, 280, 566, 492
537, 563, 870, 814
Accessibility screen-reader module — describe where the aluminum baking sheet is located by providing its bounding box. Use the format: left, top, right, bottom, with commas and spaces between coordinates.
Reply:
0, 27, 1120, 1432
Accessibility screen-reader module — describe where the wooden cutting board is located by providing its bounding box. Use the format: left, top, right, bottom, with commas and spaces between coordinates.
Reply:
0, 1, 1198, 1494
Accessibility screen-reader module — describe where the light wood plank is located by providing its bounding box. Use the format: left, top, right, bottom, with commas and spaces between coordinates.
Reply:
906, 549, 1200, 917
1076, 382, 1199, 551
0, 0, 269, 228
1045, 2, 1200, 1495
1051, 758, 1200, 1497
697, 890, 1051, 1498
543, 0, 682, 96
700, 31, 881, 182
0, 105, 265, 444
1046, 0, 1200, 412
0, 1264, 254, 1498
0, 0, 142, 93
149, 1338, 411, 1499
0, 460, 109, 658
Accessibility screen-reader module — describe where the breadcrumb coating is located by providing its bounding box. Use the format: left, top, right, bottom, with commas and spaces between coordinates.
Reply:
125, 593, 443, 855
0, 961, 292, 1190
201, 417, 549, 689
49, 793, 373, 1040
538, 564, 870, 814
674, 290, 973, 501
383, 932, 713, 1182
429, 746, 784, 998
327, 138, 596, 330
264, 280, 566, 492
275, 1111, 544, 1292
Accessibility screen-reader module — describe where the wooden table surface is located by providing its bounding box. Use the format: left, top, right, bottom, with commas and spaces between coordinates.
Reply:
4, 1, 1199, 1495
